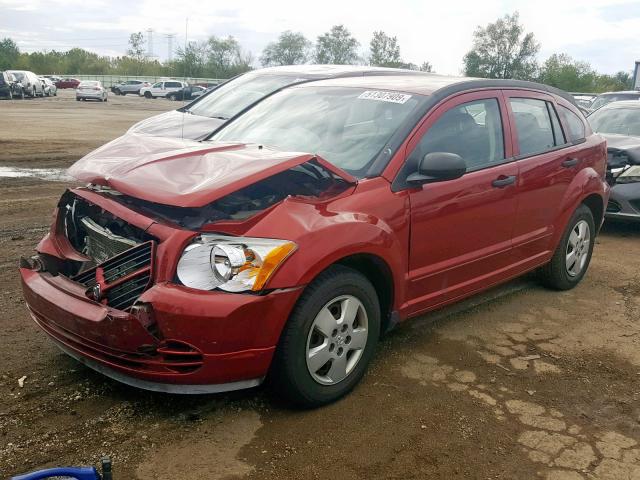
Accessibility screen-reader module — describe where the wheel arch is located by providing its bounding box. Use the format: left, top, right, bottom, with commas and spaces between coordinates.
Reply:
334, 253, 395, 335
581, 193, 604, 233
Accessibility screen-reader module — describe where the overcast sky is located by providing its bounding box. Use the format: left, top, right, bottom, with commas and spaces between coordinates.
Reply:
1, 0, 639, 75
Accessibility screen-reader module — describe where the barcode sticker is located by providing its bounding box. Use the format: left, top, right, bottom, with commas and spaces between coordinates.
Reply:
358, 90, 412, 104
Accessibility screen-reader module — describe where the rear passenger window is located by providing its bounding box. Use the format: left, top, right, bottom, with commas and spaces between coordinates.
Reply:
548, 104, 566, 146
558, 105, 586, 142
510, 98, 559, 156
413, 98, 505, 171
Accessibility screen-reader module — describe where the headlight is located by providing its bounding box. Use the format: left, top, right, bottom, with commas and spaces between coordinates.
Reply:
176, 235, 297, 292
617, 165, 640, 184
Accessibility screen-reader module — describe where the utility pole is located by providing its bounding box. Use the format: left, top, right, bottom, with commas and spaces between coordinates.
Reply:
164, 33, 176, 62
146, 28, 155, 58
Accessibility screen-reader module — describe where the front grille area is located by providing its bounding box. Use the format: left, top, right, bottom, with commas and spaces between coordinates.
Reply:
73, 242, 154, 311
607, 200, 622, 213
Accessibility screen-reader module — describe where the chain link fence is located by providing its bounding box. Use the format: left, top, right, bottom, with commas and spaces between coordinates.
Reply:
67, 75, 227, 88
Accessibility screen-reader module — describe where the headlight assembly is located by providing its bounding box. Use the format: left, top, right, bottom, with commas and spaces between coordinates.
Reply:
176, 235, 297, 292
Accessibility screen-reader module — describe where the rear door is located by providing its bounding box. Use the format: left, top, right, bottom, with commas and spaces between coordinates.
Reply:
403, 90, 519, 314
504, 91, 580, 267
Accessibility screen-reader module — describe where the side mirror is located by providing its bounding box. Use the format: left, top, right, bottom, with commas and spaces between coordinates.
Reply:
407, 152, 467, 185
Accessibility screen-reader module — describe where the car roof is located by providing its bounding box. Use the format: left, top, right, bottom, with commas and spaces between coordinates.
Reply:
291, 74, 578, 105
248, 64, 427, 78
598, 100, 640, 109
597, 91, 640, 96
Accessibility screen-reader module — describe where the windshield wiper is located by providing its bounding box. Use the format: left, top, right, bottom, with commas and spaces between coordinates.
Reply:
210, 115, 229, 120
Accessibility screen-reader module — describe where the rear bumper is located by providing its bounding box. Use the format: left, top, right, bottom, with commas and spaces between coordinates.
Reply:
21, 267, 303, 392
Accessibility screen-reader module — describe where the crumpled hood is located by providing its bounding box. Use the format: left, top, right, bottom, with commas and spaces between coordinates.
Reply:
67, 133, 354, 208
601, 133, 640, 164
128, 110, 225, 140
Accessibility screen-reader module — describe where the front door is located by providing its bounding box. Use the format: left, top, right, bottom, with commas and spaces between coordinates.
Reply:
403, 91, 519, 315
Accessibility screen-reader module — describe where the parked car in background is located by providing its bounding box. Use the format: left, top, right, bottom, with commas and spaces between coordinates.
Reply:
112, 80, 151, 95
588, 91, 640, 113
128, 65, 427, 139
588, 100, 640, 222
76, 80, 107, 102
44, 75, 62, 84
7, 70, 43, 97
40, 77, 57, 96
139, 80, 187, 98
166, 85, 206, 101
571, 92, 597, 109
56, 78, 81, 89
21, 75, 607, 406
0, 71, 25, 99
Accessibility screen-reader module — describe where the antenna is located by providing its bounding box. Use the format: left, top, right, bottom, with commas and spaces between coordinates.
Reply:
181, 17, 188, 140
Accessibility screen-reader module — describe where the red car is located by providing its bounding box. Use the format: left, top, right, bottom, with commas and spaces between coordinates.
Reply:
20, 76, 608, 406
55, 77, 81, 89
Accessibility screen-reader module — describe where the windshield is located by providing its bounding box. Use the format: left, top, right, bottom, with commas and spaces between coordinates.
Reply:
589, 106, 640, 136
212, 86, 423, 177
187, 73, 305, 119
11, 72, 24, 81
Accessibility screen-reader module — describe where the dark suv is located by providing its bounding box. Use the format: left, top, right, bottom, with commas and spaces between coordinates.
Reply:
0, 71, 24, 99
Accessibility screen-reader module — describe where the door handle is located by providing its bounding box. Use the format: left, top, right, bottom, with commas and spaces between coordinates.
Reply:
562, 158, 579, 168
492, 175, 516, 188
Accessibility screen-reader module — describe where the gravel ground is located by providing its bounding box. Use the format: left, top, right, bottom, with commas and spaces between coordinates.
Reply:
1, 90, 639, 480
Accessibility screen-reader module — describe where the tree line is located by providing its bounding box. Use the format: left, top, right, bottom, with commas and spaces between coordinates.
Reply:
0, 14, 634, 93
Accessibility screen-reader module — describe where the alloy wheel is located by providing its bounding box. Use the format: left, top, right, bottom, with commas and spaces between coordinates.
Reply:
566, 220, 591, 277
306, 295, 369, 385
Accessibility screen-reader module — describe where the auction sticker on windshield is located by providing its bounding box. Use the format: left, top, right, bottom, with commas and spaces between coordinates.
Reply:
358, 90, 412, 104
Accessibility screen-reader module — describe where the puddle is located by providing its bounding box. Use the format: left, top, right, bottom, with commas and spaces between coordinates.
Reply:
0, 166, 73, 181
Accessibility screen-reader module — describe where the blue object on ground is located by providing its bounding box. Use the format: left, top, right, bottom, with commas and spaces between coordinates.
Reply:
11, 466, 100, 480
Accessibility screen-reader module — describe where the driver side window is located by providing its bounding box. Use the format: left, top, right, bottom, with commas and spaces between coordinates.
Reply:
411, 98, 505, 172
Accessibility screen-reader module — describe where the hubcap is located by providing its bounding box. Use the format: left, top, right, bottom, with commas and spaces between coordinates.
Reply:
306, 295, 369, 385
565, 220, 591, 277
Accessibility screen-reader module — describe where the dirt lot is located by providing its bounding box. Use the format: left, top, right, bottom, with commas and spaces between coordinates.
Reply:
1, 90, 640, 480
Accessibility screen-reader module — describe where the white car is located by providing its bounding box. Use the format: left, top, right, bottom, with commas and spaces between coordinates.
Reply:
76, 81, 108, 102
139, 80, 187, 99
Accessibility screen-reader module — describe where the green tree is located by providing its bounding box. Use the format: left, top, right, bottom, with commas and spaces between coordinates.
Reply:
463, 12, 539, 80
538, 53, 596, 91
418, 61, 433, 72
0, 37, 20, 70
127, 32, 146, 62
369, 31, 401, 67
206, 35, 252, 77
175, 40, 209, 77
260, 31, 311, 66
315, 25, 359, 65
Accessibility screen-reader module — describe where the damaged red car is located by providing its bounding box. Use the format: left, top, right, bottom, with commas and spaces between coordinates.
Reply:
20, 75, 608, 406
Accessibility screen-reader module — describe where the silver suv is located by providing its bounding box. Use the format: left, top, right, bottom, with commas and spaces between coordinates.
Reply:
113, 80, 150, 96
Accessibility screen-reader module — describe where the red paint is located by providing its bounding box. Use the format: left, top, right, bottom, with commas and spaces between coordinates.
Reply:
21, 82, 609, 390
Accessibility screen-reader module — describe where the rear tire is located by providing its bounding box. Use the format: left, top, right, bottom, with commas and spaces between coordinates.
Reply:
270, 265, 381, 407
539, 204, 595, 290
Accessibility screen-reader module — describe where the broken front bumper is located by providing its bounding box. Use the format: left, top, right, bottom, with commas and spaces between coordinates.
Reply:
605, 182, 640, 222
21, 266, 303, 393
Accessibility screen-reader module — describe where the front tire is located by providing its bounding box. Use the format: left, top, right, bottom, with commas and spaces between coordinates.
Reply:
270, 265, 381, 407
144, 91, 152, 99
539, 204, 595, 290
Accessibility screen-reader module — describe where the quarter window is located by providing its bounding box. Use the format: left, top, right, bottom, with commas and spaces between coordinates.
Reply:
558, 105, 586, 142
411, 98, 505, 171
510, 98, 558, 156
